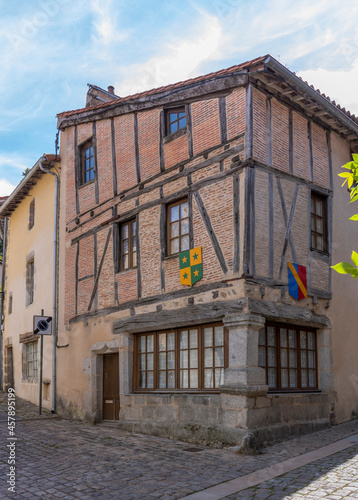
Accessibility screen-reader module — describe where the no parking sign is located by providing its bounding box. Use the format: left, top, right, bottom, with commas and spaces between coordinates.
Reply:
33, 316, 52, 335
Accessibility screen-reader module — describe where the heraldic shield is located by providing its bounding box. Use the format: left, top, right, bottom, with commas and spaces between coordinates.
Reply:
288, 262, 307, 301
179, 247, 203, 286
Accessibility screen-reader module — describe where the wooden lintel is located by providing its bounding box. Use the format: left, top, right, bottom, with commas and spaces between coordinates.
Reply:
113, 300, 246, 334
69, 280, 232, 324
247, 298, 330, 328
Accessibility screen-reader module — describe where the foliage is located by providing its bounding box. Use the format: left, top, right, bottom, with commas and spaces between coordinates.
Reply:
22, 167, 30, 177
331, 153, 358, 278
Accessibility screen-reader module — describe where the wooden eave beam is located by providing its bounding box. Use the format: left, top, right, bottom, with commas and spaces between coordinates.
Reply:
58, 73, 249, 129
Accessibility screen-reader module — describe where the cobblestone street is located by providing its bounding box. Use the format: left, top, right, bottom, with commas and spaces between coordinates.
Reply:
1, 393, 358, 499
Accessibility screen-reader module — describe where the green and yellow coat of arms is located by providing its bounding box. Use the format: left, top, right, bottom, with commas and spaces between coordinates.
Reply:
179, 247, 203, 286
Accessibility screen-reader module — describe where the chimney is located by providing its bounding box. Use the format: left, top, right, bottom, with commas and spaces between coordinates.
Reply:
108, 85, 115, 95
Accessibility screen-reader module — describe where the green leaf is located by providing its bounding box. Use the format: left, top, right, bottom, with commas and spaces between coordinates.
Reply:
349, 194, 358, 203
331, 262, 357, 274
349, 214, 358, 220
338, 172, 352, 178
352, 154, 358, 164
342, 161, 354, 170
352, 251, 358, 267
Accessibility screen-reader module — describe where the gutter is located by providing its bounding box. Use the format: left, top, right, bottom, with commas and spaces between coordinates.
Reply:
38, 158, 59, 413
264, 56, 358, 137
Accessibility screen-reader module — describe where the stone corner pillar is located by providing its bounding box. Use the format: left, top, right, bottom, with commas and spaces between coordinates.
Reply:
223, 313, 267, 388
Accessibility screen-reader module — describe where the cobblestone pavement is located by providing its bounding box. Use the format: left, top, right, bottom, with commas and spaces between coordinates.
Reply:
223, 444, 358, 499
1, 393, 358, 499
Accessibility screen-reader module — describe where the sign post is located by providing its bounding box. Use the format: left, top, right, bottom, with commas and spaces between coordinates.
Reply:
34, 312, 52, 415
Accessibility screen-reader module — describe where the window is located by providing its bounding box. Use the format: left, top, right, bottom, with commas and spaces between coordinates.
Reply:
259, 324, 318, 391
81, 141, 95, 184
28, 199, 35, 230
134, 323, 227, 391
26, 258, 34, 306
24, 342, 38, 379
311, 193, 327, 252
8, 293, 12, 314
166, 107, 186, 135
119, 219, 137, 271
167, 199, 189, 255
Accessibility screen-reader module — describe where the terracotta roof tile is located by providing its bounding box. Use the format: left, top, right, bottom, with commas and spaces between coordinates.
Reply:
57, 54, 358, 127
57, 55, 268, 119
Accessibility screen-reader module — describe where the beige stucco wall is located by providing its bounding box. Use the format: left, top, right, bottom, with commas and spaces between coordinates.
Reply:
3, 171, 55, 410
329, 131, 358, 423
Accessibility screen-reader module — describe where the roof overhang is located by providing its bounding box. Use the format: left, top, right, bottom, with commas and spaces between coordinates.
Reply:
0, 154, 60, 217
255, 56, 358, 142
56, 54, 358, 146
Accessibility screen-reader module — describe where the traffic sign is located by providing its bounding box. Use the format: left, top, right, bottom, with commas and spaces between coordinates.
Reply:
33, 316, 52, 335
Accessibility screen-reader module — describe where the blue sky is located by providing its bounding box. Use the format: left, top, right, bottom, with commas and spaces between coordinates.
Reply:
1, 0, 358, 195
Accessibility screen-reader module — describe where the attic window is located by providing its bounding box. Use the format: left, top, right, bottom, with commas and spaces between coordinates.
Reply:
81, 141, 95, 185
166, 108, 186, 136
28, 199, 35, 230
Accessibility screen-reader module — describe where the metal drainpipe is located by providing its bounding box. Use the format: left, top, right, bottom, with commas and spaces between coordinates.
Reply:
39, 158, 59, 413
0, 217, 8, 391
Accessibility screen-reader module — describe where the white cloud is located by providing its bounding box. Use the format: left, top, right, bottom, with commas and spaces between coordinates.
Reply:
0, 154, 32, 172
90, 0, 129, 47
0, 179, 16, 196
0, 96, 46, 132
117, 13, 222, 96
298, 58, 358, 116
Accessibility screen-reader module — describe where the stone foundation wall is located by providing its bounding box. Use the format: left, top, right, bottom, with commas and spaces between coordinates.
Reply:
117, 390, 333, 451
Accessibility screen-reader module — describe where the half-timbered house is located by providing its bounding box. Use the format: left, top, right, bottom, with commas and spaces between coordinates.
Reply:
56, 55, 358, 449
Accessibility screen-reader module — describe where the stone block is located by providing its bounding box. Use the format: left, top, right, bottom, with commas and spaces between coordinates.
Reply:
178, 406, 196, 424
304, 404, 320, 420
271, 394, 295, 407
219, 408, 240, 427
266, 405, 282, 425
191, 395, 211, 406
172, 394, 189, 405
255, 396, 272, 409
319, 371, 335, 392
119, 395, 133, 406
131, 394, 145, 405
121, 405, 142, 421
224, 367, 266, 385
160, 395, 172, 405
243, 408, 270, 429
318, 346, 333, 371
209, 395, 223, 408
220, 393, 251, 410
195, 406, 219, 425
142, 405, 177, 423
318, 403, 330, 419
281, 404, 304, 423
145, 395, 164, 406
317, 329, 332, 348
305, 393, 329, 405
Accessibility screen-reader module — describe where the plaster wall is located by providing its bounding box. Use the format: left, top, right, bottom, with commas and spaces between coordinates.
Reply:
2, 171, 56, 410
329, 131, 358, 423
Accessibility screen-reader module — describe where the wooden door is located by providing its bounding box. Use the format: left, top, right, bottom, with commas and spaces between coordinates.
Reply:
103, 353, 119, 420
